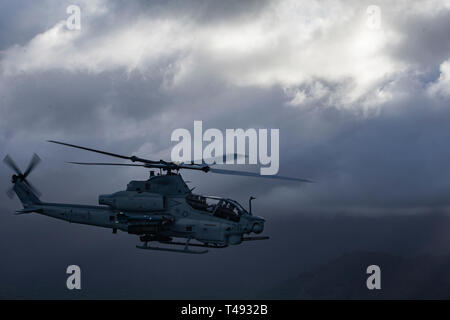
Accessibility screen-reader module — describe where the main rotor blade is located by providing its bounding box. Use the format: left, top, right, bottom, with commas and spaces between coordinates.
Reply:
48, 140, 160, 164
208, 168, 314, 183
67, 161, 312, 181
67, 162, 209, 172
48, 140, 132, 160
67, 162, 146, 167
3, 155, 23, 175
23, 153, 41, 178
190, 153, 248, 165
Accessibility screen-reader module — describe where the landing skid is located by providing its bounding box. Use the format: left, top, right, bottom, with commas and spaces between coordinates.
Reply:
159, 241, 227, 249
136, 236, 268, 254
136, 238, 209, 254
136, 244, 208, 254
242, 236, 270, 241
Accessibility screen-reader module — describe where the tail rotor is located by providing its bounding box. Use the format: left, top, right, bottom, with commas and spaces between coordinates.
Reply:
23, 153, 41, 178
3, 153, 41, 198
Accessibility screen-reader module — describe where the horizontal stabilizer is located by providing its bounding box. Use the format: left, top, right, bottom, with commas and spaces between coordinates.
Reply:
15, 207, 42, 215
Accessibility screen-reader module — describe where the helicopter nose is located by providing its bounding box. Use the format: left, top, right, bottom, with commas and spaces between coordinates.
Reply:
252, 221, 264, 234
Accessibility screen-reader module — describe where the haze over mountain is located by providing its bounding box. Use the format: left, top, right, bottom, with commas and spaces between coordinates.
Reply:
262, 252, 450, 299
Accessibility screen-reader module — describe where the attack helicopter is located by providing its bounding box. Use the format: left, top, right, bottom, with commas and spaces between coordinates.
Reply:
4, 140, 312, 254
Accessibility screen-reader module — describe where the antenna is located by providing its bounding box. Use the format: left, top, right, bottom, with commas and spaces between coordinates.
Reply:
249, 196, 256, 215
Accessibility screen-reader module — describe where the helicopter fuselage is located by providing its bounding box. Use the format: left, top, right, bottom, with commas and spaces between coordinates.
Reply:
6, 141, 312, 254
12, 173, 266, 253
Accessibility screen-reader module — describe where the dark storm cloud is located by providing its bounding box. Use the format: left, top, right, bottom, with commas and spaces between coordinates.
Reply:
1, 0, 450, 214
0, 0, 69, 50
0, 69, 175, 137
1, 0, 450, 300
388, 8, 450, 71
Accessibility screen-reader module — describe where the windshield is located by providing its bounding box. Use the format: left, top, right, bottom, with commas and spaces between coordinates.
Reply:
226, 199, 248, 214
186, 194, 247, 221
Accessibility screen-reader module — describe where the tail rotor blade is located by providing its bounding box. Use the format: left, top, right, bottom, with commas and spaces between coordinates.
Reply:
23, 153, 41, 178
24, 179, 41, 197
3, 155, 23, 175
6, 187, 15, 199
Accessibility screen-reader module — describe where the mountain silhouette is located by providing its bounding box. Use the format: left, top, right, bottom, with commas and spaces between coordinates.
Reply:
262, 251, 450, 299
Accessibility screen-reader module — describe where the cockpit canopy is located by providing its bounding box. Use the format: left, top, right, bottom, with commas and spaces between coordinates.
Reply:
186, 194, 249, 222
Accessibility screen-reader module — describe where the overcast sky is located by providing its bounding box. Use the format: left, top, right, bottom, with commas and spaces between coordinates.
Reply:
2, 0, 450, 299
2, 0, 450, 215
